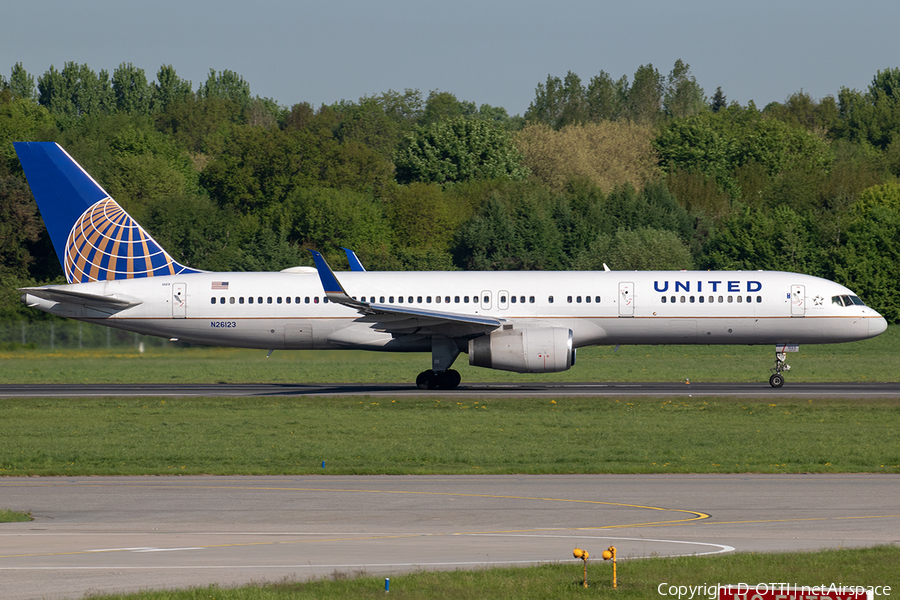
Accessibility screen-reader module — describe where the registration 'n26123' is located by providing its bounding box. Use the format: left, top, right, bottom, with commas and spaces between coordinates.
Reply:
210, 321, 236, 328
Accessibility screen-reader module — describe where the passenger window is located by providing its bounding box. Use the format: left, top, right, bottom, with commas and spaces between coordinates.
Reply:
727, 296, 733, 303
464, 296, 469, 303
398, 296, 403, 303
210, 297, 215, 304
389, 296, 394, 303
314, 297, 319, 304
757, 296, 762, 303
737, 296, 742, 303
510, 296, 516, 303
690, 296, 695, 303
230, 297, 235, 304
445, 296, 451, 303
671, 296, 676, 303
409, 296, 414, 303
427, 296, 432, 303
567, 296, 573, 303
698, 296, 704, 303
277, 297, 282, 304
680, 296, 686, 303
324, 298, 329, 303
220, 297, 225, 304
576, 296, 582, 303
436, 296, 441, 303
585, 296, 591, 303
718, 296, 723, 303
530, 296, 535, 303
380, 296, 385, 303
267, 297, 273, 304
549, 296, 554, 303
305, 297, 310, 304
249, 297, 254, 304
454, 296, 460, 303
258, 297, 263, 304
661, 296, 667, 303
417, 296, 423, 303
239, 297, 244, 304
709, 296, 714, 303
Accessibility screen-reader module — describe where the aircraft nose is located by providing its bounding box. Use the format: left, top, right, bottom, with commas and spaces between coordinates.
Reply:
870, 314, 888, 337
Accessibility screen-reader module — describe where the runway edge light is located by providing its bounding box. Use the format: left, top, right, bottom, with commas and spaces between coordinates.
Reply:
573, 548, 589, 588
603, 545, 617, 588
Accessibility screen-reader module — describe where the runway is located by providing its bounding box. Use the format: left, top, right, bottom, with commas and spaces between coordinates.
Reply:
2, 381, 900, 398
1, 474, 898, 599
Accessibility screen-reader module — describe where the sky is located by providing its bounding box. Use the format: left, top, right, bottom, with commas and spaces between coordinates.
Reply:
4, 0, 900, 116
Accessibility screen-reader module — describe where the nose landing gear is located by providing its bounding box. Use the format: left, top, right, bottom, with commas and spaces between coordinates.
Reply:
769, 351, 791, 388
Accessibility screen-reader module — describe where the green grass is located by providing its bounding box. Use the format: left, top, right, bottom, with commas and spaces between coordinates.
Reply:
0, 325, 897, 384
1, 396, 898, 476
81, 545, 899, 599
0, 508, 31, 523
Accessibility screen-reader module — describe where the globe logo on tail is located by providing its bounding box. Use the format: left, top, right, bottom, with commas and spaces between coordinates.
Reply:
64, 198, 191, 283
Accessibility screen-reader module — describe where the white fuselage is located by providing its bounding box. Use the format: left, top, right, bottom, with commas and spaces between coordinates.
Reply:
22, 269, 888, 351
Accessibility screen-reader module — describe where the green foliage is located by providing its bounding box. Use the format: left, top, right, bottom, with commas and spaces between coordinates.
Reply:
198, 68, 251, 110
8, 62, 36, 101
112, 62, 152, 115
151, 64, 192, 114
0, 95, 56, 176
37, 62, 115, 127
0, 175, 42, 278
284, 186, 393, 267
574, 227, 694, 270
833, 206, 900, 322
394, 116, 529, 185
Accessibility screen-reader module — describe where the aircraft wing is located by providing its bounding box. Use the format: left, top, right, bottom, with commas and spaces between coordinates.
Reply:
19, 286, 143, 311
309, 251, 501, 336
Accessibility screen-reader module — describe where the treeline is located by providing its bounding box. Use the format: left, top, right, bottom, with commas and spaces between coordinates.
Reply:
1, 60, 899, 323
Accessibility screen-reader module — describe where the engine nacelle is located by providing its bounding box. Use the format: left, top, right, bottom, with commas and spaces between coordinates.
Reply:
468, 326, 575, 373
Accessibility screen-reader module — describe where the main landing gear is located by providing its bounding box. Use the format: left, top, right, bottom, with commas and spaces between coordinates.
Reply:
769, 351, 791, 388
416, 335, 463, 390
416, 369, 461, 390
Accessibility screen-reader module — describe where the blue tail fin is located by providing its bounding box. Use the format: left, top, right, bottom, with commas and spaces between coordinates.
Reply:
14, 142, 199, 283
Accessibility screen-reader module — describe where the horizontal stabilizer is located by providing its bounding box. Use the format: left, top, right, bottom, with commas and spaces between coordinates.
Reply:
19, 286, 143, 310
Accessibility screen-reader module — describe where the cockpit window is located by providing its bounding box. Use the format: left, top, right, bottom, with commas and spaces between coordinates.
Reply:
832, 295, 866, 307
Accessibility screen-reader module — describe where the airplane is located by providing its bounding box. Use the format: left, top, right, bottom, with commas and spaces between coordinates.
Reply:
13, 141, 889, 389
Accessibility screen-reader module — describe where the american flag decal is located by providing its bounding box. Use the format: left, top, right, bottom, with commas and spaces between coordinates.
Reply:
212, 281, 229, 290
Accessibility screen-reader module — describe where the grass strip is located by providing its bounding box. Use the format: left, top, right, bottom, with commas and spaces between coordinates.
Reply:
1, 397, 898, 476
0, 508, 31, 522
82, 545, 899, 599
0, 326, 897, 384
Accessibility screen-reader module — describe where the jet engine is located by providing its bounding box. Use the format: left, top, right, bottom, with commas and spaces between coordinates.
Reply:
468, 326, 574, 373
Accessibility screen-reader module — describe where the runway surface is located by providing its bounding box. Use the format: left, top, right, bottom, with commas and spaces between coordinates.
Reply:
1, 474, 899, 599
2, 381, 900, 398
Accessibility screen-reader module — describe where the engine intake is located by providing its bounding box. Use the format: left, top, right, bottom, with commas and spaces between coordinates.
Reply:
468, 327, 574, 373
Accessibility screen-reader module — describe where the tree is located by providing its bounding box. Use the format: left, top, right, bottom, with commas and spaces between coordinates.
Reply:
710, 87, 727, 113
8, 63, 35, 101
626, 64, 663, 124
0, 175, 42, 278
585, 70, 627, 121
525, 71, 587, 128
420, 90, 476, 127
574, 228, 693, 270
663, 59, 706, 119
394, 117, 529, 186
112, 63, 152, 115
37, 62, 114, 125
515, 121, 658, 192
198, 68, 251, 111
151, 64, 192, 113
